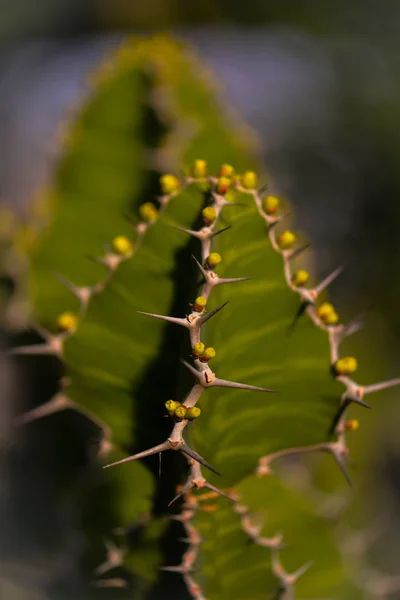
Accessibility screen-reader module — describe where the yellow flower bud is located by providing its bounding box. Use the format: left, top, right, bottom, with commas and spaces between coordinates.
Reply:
112, 235, 133, 257
174, 405, 187, 420
241, 171, 257, 190
165, 399, 181, 414
276, 230, 296, 250
202, 206, 217, 225
220, 164, 235, 177
160, 174, 180, 195
324, 311, 339, 325
191, 159, 208, 179
216, 176, 232, 195
334, 356, 358, 376
57, 311, 78, 332
194, 296, 207, 312
291, 269, 310, 287
317, 302, 335, 319
205, 253, 222, 269
139, 202, 158, 223
199, 347, 216, 362
186, 407, 201, 420
192, 342, 205, 358
345, 419, 359, 431
317, 303, 339, 325
262, 195, 280, 215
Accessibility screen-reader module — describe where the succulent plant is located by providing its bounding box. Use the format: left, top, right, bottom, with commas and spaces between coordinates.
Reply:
6, 35, 400, 600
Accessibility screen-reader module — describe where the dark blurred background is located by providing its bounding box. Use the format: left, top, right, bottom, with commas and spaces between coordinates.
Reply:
2, 1, 400, 598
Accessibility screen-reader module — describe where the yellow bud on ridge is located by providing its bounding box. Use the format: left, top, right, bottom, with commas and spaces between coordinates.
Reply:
191, 159, 208, 179
241, 171, 257, 190
139, 202, 158, 223
216, 176, 231, 195
186, 407, 201, 420
205, 253, 222, 269
276, 230, 296, 250
165, 399, 181, 414
220, 164, 235, 177
192, 342, 205, 358
202, 206, 217, 225
317, 303, 340, 325
112, 235, 133, 257
57, 311, 78, 332
160, 174, 180, 195
317, 303, 335, 319
199, 347, 216, 362
324, 311, 339, 325
194, 296, 207, 312
334, 356, 358, 376
291, 270, 310, 287
175, 405, 187, 420
262, 195, 280, 215
345, 419, 359, 431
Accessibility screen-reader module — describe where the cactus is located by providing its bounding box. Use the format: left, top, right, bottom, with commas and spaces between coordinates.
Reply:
8, 35, 400, 599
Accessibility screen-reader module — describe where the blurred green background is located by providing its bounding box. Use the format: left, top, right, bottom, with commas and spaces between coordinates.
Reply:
2, 1, 400, 598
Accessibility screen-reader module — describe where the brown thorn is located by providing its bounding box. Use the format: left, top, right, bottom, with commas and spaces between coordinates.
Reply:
14, 394, 71, 426
331, 447, 352, 486
191, 254, 208, 280
168, 480, 194, 507
364, 377, 400, 395
288, 243, 310, 262
210, 225, 232, 238
329, 396, 371, 435
341, 307, 371, 338
211, 376, 275, 393
197, 301, 229, 326
137, 311, 189, 328
314, 265, 344, 296
170, 224, 203, 239
103, 441, 170, 469
205, 481, 235, 501
181, 359, 202, 382
268, 211, 293, 229
179, 443, 221, 476
216, 276, 252, 285
8, 344, 56, 356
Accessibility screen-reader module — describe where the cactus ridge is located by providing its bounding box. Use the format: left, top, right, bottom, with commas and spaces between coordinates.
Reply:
7, 35, 400, 600
11, 164, 400, 598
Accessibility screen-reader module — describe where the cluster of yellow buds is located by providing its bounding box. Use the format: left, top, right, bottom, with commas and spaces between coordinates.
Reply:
214, 162, 258, 195
193, 296, 207, 312
291, 269, 310, 287
160, 174, 181, 195
202, 206, 217, 225
57, 311, 78, 332
112, 235, 134, 257
205, 252, 222, 270
334, 356, 358, 376
164, 400, 201, 421
317, 302, 339, 325
192, 343, 216, 363
139, 202, 158, 223
276, 230, 296, 250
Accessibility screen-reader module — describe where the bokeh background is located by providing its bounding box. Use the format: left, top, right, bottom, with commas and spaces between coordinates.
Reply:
2, 1, 400, 598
